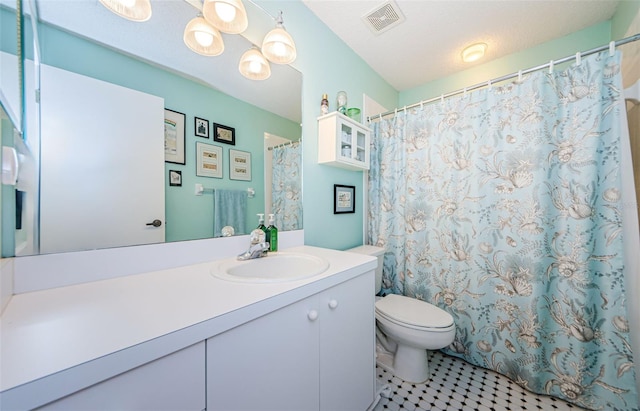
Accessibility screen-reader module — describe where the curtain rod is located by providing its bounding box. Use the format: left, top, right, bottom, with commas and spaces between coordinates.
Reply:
267, 139, 301, 151
368, 32, 640, 121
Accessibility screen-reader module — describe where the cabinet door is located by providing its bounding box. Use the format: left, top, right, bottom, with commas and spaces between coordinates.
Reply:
207, 297, 320, 411
36, 343, 205, 411
320, 273, 376, 411
318, 112, 370, 170
338, 120, 355, 162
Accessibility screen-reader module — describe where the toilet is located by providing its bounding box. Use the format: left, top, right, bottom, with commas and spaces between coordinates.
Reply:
347, 245, 456, 383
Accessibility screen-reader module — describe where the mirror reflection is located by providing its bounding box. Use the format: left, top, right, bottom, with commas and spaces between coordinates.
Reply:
0, 0, 303, 257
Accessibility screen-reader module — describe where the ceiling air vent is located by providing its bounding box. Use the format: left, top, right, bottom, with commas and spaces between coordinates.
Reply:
362, 1, 405, 35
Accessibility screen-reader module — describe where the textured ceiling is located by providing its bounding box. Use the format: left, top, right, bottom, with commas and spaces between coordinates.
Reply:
302, 0, 620, 91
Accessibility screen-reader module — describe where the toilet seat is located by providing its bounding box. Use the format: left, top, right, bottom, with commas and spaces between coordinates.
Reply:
375, 294, 454, 331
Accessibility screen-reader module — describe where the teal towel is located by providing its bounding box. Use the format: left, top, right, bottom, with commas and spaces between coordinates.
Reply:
214, 189, 247, 237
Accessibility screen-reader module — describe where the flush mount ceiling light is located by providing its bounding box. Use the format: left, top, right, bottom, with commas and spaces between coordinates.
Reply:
239, 47, 271, 80
461, 43, 487, 63
202, 0, 248, 34
261, 11, 296, 65
99, 0, 151, 22
184, 15, 224, 56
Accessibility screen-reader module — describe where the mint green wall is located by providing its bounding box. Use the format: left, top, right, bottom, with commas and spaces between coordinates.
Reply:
0, 117, 15, 257
255, 1, 398, 250
399, 21, 612, 108
1, 6, 17, 257
36, 23, 300, 242
1, 6, 18, 55
611, 0, 640, 40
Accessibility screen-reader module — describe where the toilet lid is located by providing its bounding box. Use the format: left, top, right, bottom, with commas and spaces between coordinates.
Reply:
375, 294, 454, 329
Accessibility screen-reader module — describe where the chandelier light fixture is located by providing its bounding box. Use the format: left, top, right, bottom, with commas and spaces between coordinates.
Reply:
261, 11, 296, 65
183, 15, 224, 56
461, 42, 487, 63
99, 0, 152, 21
239, 47, 271, 80
100, 0, 297, 81
202, 0, 248, 34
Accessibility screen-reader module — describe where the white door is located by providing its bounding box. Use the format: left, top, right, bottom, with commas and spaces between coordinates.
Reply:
39, 64, 165, 254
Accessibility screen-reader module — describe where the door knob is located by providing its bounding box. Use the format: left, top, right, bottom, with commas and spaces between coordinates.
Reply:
146, 219, 162, 227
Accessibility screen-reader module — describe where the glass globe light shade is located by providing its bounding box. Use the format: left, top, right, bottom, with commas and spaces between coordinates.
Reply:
184, 16, 224, 56
239, 48, 271, 81
99, 0, 151, 22
202, 0, 248, 34
262, 27, 296, 64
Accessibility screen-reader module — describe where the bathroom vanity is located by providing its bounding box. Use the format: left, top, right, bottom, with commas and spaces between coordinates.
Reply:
0, 246, 377, 410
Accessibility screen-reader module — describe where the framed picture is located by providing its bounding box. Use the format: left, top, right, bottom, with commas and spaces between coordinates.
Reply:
169, 170, 182, 186
195, 117, 209, 138
334, 184, 355, 214
164, 109, 185, 164
229, 149, 252, 181
196, 142, 223, 178
213, 123, 236, 145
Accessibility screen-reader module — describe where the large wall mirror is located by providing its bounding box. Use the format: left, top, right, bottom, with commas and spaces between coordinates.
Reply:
0, 0, 303, 257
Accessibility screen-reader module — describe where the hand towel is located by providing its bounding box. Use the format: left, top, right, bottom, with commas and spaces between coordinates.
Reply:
213, 189, 247, 237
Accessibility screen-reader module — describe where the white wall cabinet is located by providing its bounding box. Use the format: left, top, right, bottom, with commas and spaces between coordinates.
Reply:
206, 272, 375, 411
35, 342, 205, 411
318, 112, 371, 170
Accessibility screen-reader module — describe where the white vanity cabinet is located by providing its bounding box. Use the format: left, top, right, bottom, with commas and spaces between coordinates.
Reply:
206, 272, 375, 411
35, 342, 205, 411
318, 112, 371, 170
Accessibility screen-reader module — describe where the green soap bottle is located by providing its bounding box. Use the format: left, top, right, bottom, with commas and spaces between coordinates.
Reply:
267, 214, 278, 252
257, 213, 267, 232
257, 213, 269, 244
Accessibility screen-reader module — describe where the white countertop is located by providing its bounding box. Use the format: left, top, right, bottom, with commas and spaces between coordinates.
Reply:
0, 245, 376, 406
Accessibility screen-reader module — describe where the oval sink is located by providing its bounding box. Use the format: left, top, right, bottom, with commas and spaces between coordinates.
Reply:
211, 252, 330, 283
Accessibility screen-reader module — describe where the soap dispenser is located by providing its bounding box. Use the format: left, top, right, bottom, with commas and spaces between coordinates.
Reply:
267, 214, 278, 252
257, 214, 269, 254
257, 213, 267, 234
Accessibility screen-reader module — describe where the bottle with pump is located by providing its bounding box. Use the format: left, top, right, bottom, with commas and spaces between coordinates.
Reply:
257, 213, 267, 234
257, 214, 269, 255
267, 214, 278, 252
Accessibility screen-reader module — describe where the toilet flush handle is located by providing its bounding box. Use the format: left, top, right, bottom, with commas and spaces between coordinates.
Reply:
328, 299, 338, 309
307, 310, 319, 321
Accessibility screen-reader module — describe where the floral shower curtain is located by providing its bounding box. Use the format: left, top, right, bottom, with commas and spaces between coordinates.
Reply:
368, 51, 638, 410
271, 141, 302, 231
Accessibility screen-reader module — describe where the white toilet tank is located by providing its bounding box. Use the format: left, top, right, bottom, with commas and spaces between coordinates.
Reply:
346, 245, 385, 294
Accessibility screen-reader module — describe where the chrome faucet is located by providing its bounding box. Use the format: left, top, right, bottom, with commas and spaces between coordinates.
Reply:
237, 229, 270, 260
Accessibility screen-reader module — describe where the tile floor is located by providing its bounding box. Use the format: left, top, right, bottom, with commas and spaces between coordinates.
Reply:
373, 351, 587, 411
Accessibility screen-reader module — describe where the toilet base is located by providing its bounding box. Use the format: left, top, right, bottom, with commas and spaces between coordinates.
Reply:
376, 344, 430, 384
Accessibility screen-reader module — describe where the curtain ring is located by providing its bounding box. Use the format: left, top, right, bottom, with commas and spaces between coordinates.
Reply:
518, 70, 522, 82
548, 60, 554, 74
609, 40, 615, 56
575, 52, 581, 66
487, 80, 492, 90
